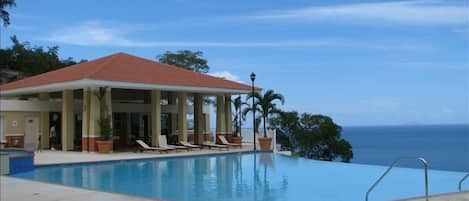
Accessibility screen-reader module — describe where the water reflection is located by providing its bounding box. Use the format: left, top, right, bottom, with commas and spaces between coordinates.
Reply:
26, 153, 289, 201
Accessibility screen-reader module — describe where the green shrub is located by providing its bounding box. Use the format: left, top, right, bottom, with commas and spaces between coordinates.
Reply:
98, 116, 112, 140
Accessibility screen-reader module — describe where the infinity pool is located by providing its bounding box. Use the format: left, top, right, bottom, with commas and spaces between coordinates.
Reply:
12, 153, 468, 201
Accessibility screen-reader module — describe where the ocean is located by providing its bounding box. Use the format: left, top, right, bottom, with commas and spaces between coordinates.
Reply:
342, 124, 469, 172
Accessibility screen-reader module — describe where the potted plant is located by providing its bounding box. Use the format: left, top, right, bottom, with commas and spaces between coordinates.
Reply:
95, 87, 113, 153
247, 90, 284, 151
231, 96, 248, 144
96, 116, 113, 153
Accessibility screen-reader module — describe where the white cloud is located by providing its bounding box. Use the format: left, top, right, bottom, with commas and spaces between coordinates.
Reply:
208, 71, 245, 83
245, 1, 469, 25
45, 21, 137, 46
453, 27, 469, 33
42, 20, 429, 50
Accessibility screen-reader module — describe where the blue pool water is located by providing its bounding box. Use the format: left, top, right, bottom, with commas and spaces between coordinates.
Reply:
12, 153, 468, 201
342, 124, 469, 172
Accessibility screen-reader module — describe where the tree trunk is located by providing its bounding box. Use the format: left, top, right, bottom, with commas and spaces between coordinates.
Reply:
239, 108, 242, 137
263, 116, 267, 138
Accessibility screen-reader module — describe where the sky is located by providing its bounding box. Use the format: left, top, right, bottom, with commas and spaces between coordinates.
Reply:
1, 0, 468, 126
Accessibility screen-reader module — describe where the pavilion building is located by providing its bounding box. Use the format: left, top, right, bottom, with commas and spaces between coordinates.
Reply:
0, 52, 258, 151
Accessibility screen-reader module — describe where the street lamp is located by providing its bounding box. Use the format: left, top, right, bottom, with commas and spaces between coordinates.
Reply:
250, 72, 256, 151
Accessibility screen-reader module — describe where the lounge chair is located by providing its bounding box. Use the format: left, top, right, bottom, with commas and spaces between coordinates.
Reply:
159, 135, 189, 152
202, 141, 229, 150
179, 141, 202, 150
218, 135, 242, 148
136, 140, 172, 153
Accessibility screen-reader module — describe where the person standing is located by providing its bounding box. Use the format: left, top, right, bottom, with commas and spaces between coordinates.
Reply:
49, 126, 56, 150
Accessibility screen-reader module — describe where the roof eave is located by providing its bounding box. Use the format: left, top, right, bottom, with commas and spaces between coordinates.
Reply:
0, 79, 256, 97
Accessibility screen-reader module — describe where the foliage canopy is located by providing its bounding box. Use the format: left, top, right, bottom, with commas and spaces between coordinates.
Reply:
270, 111, 353, 162
157, 50, 209, 73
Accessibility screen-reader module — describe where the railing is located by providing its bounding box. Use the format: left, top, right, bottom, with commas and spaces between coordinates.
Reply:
459, 173, 469, 192
365, 157, 429, 201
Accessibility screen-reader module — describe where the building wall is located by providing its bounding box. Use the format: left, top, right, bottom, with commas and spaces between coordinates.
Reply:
0, 111, 42, 148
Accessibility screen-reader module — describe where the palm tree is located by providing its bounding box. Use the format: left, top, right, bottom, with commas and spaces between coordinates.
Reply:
233, 95, 249, 137
246, 90, 285, 138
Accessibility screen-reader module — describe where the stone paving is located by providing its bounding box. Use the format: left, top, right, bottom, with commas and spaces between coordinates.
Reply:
1, 176, 162, 201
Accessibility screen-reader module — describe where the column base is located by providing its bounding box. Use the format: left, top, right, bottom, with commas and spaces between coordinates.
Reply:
82, 137, 98, 152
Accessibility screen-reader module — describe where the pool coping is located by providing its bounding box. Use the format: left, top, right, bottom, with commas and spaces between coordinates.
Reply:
34, 149, 272, 168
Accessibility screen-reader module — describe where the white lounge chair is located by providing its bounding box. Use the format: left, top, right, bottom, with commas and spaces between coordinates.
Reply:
218, 135, 242, 148
136, 140, 172, 153
202, 141, 229, 150
179, 141, 202, 150
159, 135, 189, 152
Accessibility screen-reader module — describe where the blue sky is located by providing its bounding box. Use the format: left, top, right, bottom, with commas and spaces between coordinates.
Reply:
1, 0, 468, 126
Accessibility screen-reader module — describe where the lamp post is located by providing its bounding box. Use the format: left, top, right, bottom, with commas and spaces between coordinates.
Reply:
250, 72, 256, 151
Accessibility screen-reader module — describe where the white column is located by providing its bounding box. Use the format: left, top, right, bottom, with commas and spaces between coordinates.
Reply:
216, 95, 226, 135
81, 88, 90, 151
168, 92, 177, 136
88, 87, 101, 152
178, 92, 187, 141
61, 90, 74, 151
151, 90, 161, 146
224, 95, 233, 135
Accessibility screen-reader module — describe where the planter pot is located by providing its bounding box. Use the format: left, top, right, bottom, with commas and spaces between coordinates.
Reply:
258, 137, 272, 151
96, 140, 113, 153
225, 135, 232, 142
204, 134, 212, 142
230, 136, 242, 144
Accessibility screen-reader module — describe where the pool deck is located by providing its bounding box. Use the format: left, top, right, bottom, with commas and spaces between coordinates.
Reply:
398, 191, 469, 201
34, 145, 255, 166
1, 176, 162, 201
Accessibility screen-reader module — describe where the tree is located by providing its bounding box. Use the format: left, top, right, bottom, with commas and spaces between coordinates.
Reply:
232, 95, 249, 137
0, 0, 16, 48
0, 36, 80, 83
1, 0, 15, 27
246, 90, 285, 138
269, 111, 299, 150
270, 111, 353, 162
156, 50, 209, 73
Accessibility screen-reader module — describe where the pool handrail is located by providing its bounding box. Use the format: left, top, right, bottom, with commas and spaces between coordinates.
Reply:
365, 156, 429, 201
459, 173, 469, 192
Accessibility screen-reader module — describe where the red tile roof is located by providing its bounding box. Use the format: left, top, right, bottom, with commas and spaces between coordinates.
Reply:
0, 52, 258, 93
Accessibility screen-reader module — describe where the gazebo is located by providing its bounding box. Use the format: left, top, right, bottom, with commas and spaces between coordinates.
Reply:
0, 52, 259, 152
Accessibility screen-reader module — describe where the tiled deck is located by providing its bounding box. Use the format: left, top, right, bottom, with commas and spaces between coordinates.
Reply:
35, 145, 254, 165
1, 176, 161, 201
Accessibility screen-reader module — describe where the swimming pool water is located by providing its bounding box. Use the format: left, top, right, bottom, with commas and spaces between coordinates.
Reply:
12, 153, 468, 201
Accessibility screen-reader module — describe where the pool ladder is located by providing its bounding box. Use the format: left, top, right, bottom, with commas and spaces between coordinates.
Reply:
459, 173, 469, 192
365, 157, 429, 201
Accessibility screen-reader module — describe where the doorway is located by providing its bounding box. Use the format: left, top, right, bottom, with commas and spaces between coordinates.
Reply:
49, 112, 61, 150
24, 116, 39, 150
